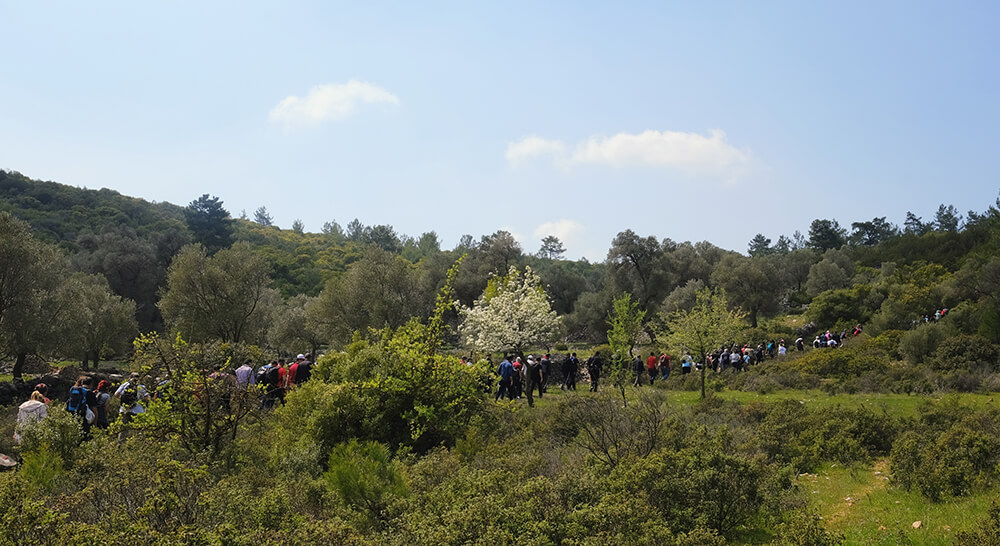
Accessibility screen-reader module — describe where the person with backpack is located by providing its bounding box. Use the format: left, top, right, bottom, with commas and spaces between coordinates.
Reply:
296, 353, 313, 385
94, 380, 112, 429
587, 353, 603, 392
67, 376, 97, 438
113, 373, 148, 425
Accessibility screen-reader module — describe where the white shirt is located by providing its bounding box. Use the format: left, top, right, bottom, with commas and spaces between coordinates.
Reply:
114, 381, 149, 414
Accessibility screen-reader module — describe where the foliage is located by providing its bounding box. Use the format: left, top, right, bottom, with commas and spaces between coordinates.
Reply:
606, 292, 645, 362
160, 242, 278, 344
890, 408, 1000, 501
17, 405, 83, 467
129, 333, 264, 459
184, 194, 233, 254
459, 265, 560, 355
325, 439, 408, 526
657, 287, 746, 398
710, 254, 781, 327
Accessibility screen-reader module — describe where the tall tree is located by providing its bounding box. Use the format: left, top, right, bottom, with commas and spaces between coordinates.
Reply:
934, 204, 962, 232
806, 219, 847, 252
58, 273, 137, 368
537, 235, 566, 260
308, 247, 427, 347
253, 206, 274, 226
904, 211, 929, 235
656, 287, 746, 399
850, 217, 899, 246
479, 230, 522, 274
459, 266, 560, 356
269, 294, 325, 357
159, 242, 277, 344
747, 234, 772, 257
0, 213, 68, 379
607, 230, 673, 311
184, 194, 233, 254
710, 255, 781, 328
606, 292, 646, 405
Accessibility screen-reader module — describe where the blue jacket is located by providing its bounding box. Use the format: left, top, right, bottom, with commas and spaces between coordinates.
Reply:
497, 359, 514, 380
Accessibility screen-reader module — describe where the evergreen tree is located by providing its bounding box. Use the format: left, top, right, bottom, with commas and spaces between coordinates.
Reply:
184, 194, 233, 254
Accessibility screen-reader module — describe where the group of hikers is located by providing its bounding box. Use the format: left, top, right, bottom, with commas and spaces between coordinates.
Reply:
13, 353, 319, 444
490, 324, 862, 405
15, 373, 149, 442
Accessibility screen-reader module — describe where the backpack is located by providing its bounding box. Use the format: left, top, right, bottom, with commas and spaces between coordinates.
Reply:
67, 386, 87, 415
264, 366, 280, 387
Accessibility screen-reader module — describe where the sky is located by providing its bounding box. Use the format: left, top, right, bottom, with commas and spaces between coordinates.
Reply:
2, 1, 999, 261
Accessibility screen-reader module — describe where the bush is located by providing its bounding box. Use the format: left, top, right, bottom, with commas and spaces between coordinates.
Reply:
932, 334, 1000, 372
325, 439, 408, 527
899, 322, 950, 364
17, 406, 82, 466
890, 409, 1000, 501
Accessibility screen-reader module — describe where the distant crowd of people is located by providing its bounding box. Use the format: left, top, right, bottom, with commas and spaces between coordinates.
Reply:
487, 325, 866, 404
13, 353, 320, 444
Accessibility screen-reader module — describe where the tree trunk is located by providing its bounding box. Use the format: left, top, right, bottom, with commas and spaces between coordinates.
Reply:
13, 352, 26, 381
82, 352, 90, 370
700, 361, 706, 399
91, 349, 101, 370
750, 309, 759, 329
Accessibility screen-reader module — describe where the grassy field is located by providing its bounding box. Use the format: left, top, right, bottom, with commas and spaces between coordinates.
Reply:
522, 383, 996, 419
802, 460, 994, 545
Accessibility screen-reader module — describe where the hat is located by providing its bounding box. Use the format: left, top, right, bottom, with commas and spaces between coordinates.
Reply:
296, 354, 305, 360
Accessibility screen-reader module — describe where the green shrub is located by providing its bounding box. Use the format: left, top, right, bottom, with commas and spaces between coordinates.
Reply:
899, 322, 950, 364
775, 508, 844, 545
325, 439, 408, 527
932, 334, 1000, 372
17, 406, 82, 466
890, 410, 1000, 501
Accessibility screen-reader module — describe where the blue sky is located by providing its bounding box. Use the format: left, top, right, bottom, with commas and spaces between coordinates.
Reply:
2, 1, 998, 260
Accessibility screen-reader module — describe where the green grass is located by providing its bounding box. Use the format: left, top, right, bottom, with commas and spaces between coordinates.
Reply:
801, 460, 995, 545
521, 383, 996, 419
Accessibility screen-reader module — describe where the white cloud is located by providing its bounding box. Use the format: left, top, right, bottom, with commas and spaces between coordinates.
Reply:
506, 129, 753, 179
269, 80, 399, 128
505, 136, 566, 165
572, 129, 749, 176
533, 219, 584, 243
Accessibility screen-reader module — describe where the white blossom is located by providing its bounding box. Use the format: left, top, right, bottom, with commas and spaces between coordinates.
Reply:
459, 266, 560, 353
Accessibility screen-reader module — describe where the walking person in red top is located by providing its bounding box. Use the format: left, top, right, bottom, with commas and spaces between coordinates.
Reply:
646, 352, 658, 384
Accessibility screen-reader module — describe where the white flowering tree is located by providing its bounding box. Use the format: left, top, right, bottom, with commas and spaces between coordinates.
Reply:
459, 266, 560, 356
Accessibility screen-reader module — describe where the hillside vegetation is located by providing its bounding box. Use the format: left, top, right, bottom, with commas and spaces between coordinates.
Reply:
2, 169, 1000, 543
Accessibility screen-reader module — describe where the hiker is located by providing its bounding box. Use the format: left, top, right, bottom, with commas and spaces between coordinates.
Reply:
495, 356, 515, 401
94, 380, 112, 429
525, 356, 543, 407
561, 353, 578, 391
114, 373, 149, 425
659, 353, 671, 380
235, 359, 256, 388
296, 354, 313, 385
539, 353, 551, 393
587, 353, 603, 392
646, 352, 658, 384
631, 355, 645, 387
67, 376, 97, 437
14, 391, 48, 444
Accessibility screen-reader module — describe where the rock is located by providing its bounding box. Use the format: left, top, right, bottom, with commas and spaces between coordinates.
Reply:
913, 521, 922, 529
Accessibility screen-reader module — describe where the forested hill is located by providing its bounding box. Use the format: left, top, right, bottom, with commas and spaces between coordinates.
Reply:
3, 168, 1000, 360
